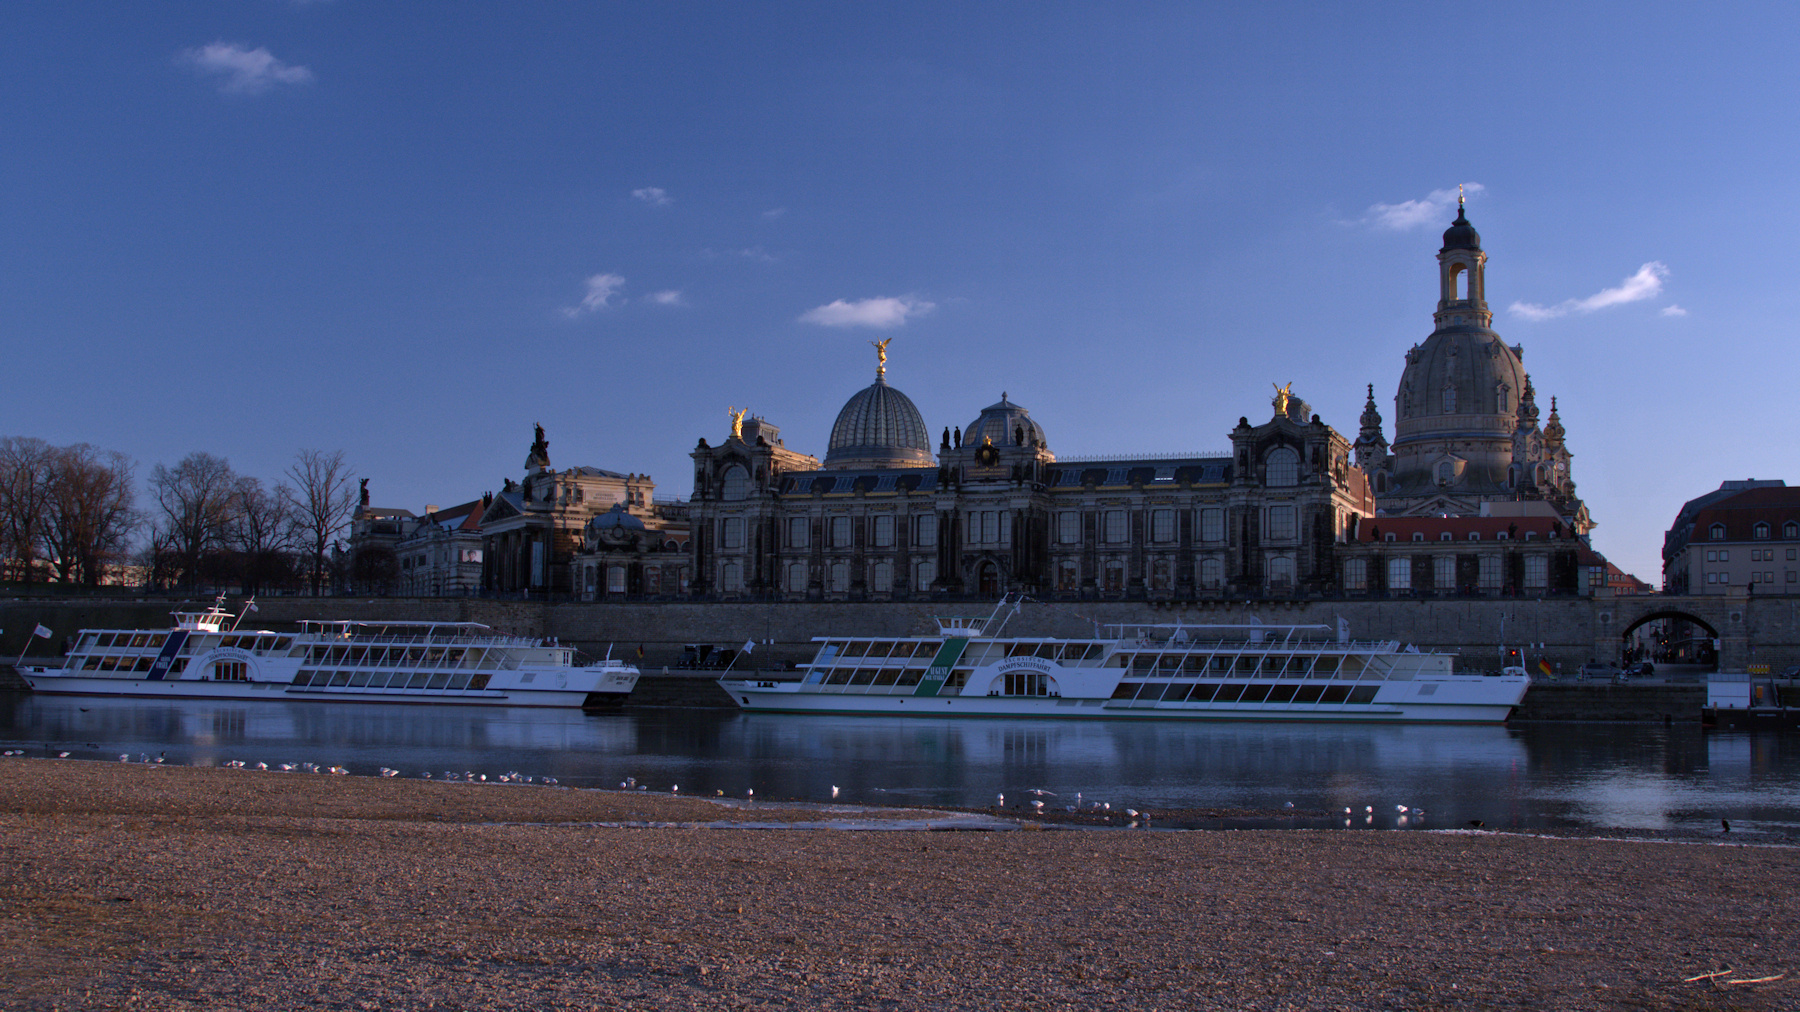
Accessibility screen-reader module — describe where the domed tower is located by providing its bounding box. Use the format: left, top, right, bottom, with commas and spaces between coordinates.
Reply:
963, 394, 1048, 452
1385, 196, 1528, 509
822, 343, 934, 470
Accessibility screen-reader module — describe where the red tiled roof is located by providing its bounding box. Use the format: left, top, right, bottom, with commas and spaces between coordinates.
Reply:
1356, 515, 1569, 543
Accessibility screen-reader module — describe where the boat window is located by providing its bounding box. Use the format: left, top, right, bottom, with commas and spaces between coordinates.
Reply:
1319, 685, 1350, 703
1158, 682, 1192, 701
1237, 684, 1272, 704
1110, 681, 1140, 700
132, 657, 153, 672
943, 670, 971, 690
1128, 654, 1151, 673
1338, 656, 1366, 679
420, 672, 446, 689
386, 671, 413, 688
468, 673, 490, 691
838, 642, 868, 659
1347, 685, 1380, 704
446, 673, 471, 691
873, 669, 900, 686
1034, 643, 1059, 659
1235, 654, 1258, 674
825, 668, 853, 685
895, 669, 924, 686
407, 673, 431, 689
1188, 683, 1220, 703
1266, 685, 1298, 703
348, 671, 372, 687
1292, 685, 1324, 703
849, 668, 878, 686
1007, 642, 1034, 657
329, 670, 352, 687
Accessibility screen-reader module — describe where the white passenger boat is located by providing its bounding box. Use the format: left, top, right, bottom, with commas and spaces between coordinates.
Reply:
16, 600, 638, 708
721, 599, 1527, 724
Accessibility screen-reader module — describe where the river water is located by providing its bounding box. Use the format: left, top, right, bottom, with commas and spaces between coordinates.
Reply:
4, 694, 1797, 841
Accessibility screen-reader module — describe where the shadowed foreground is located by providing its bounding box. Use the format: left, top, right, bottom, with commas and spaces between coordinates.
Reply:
2, 761, 1794, 1011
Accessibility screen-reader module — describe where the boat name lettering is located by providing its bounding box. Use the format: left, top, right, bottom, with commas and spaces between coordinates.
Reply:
996, 656, 1056, 674
208, 648, 255, 663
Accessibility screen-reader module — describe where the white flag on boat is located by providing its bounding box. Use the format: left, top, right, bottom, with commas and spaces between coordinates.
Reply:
33, 624, 52, 639
246, 602, 259, 612
741, 639, 755, 654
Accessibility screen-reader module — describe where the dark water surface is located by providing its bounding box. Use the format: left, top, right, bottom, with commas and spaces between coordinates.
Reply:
4, 694, 1797, 840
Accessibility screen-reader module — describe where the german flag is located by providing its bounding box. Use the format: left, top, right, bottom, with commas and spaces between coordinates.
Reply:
1537, 659, 1553, 677
636, 644, 646, 658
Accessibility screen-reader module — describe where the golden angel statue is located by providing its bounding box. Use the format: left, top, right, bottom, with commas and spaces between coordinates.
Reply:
1272, 382, 1293, 418
727, 406, 747, 440
871, 337, 891, 376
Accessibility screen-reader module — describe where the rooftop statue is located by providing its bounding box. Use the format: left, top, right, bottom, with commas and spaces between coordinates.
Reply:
1272, 382, 1293, 419
727, 406, 746, 440
870, 337, 891, 378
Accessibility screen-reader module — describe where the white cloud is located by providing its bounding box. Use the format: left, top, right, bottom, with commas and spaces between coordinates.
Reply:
181, 43, 314, 95
1363, 183, 1485, 230
562, 273, 626, 318
649, 290, 684, 306
632, 187, 671, 206
1509, 262, 1670, 321
1661, 304, 1688, 317
761, 207, 788, 220
799, 295, 934, 329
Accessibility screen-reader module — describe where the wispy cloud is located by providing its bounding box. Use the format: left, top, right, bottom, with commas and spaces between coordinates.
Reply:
799, 295, 934, 330
699, 246, 777, 264
761, 207, 788, 220
1661, 304, 1688, 317
649, 290, 684, 306
181, 42, 314, 95
632, 187, 671, 206
1361, 183, 1484, 230
562, 273, 626, 318
1510, 262, 1670, 321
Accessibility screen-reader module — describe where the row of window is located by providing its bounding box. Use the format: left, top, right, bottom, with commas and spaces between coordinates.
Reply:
1111, 681, 1382, 705
1343, 555, 1549, 591
1709, 548, 1799, 563
1705, 571, 1797, 585
1711, 521, 1800, 540
291, 668, 494, 691
732, 507, 1304, 553
717, 559, 942, 594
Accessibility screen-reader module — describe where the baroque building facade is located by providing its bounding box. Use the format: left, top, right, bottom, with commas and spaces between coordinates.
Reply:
687, 352, 1375, 601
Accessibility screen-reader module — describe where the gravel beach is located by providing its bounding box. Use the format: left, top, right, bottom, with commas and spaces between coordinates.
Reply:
2, 759, 1794, 1010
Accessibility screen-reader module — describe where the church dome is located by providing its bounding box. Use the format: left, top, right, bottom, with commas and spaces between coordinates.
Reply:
1441, 208, 1481, 251
589, 502, 645, 531
824, 376, 934, 470
965, 394, 1046, 449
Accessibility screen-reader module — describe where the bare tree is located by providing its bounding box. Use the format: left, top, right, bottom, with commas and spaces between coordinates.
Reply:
284, 449, 356, 596
229, 476, 297, 595
41, 444, 138, 585
149, 452, 240, 589
0, 436, 57, 582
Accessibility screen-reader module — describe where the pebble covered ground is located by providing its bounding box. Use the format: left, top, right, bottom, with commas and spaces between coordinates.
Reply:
2, 759, 1795, 1010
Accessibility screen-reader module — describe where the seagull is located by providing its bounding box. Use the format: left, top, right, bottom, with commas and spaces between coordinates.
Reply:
253, 762, 268, 771
1030, 800, 1044, 812
421, 771, 432, 779
57, 752, 70, 759
1396, 805, 1409, 813
746, 788, 754, 799
671, 784, 679, 794
1125, 809, 1139, 818
1343, 807, 1353, 815
1364, 806, 1373, 814
996, 793, 1005, 807
542, 777, 557, 786
119, 754, 130, 762
1025, 789, 1056, 797
1283, 801, 1296, 809
830, 785, 839, 799
278, 763, 296, 772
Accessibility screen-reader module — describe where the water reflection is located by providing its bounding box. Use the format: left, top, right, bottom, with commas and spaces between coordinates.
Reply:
3, 694, 1797, 839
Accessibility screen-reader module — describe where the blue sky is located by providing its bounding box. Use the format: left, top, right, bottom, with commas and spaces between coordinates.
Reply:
4, 2, 1793, 584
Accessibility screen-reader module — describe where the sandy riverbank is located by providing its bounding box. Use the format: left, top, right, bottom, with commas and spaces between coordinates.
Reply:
2, 759, 1794, 1011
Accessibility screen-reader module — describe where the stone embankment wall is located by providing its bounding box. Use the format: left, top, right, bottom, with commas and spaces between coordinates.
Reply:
1512, 684, 1705, 722
4, 594, 1799, 703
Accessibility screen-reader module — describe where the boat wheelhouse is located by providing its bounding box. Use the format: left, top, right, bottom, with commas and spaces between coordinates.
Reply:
721, 599, 1526, 723
17, 600, 637, 707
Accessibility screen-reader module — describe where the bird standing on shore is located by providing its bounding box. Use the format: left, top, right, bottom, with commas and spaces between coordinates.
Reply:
1721, 818, 1731, 833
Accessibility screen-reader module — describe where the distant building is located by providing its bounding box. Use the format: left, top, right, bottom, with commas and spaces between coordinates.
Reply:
1355, 198, 1592, 534
478, 425, 668, 596
1334, 507, 1603, 598
687, 349, 1375, 600
394, 499, 487, 597
1663, 480, 1800, 594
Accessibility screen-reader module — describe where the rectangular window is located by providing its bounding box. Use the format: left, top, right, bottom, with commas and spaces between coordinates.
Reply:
830, 516, 851, 548
1707, 572, 1718, 585
788, 517, 810, 548
1199, 508, 1224, 543
871, 562, 892, 593
721, 517, 745, 549
1706, 550, 1717, 562
1788, 549, 1796, 561
1524, 555, 1548, 589
1720, 550, 1729, 562
1478, 555, 1502, 590
1343, 558, 1367, 591
984, 511, 1001, 545
1056, 560, 1079, 591
1151, 509, 1174, 543
1103, 510, 1128, 544
1267, 505, 1296, 541
1434, 555, 1455, 591
1387, 557, 1411, 590
872, 514, 894, 548
914, 559, 936, 589
1058, 511, 1081, 544
608, 566, 626, 594
914, 514, 937, 547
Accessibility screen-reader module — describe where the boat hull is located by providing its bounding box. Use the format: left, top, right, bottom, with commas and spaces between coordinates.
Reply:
19, 670, 637, 708
719, 678, 1527, 724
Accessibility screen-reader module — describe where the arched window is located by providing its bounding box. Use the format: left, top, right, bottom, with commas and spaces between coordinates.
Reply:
1265, 447, 1299, 486
787, 562, 808, 593
1267, 555, 1295, 591
1199, 558, 1223, 590
720, 464, 749, 501
1151, 558, 1171, 591
1441, 380, 1457, 414
1412, 532, 1425, 542
1437, 461, 1455, 484
871, 562, 892, 593
1496, 384, 1510, 412
1387, 557, 1412, 590
719, 562, 742, 592
829, 562, 849, 593
1440, 532, 1453, 541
